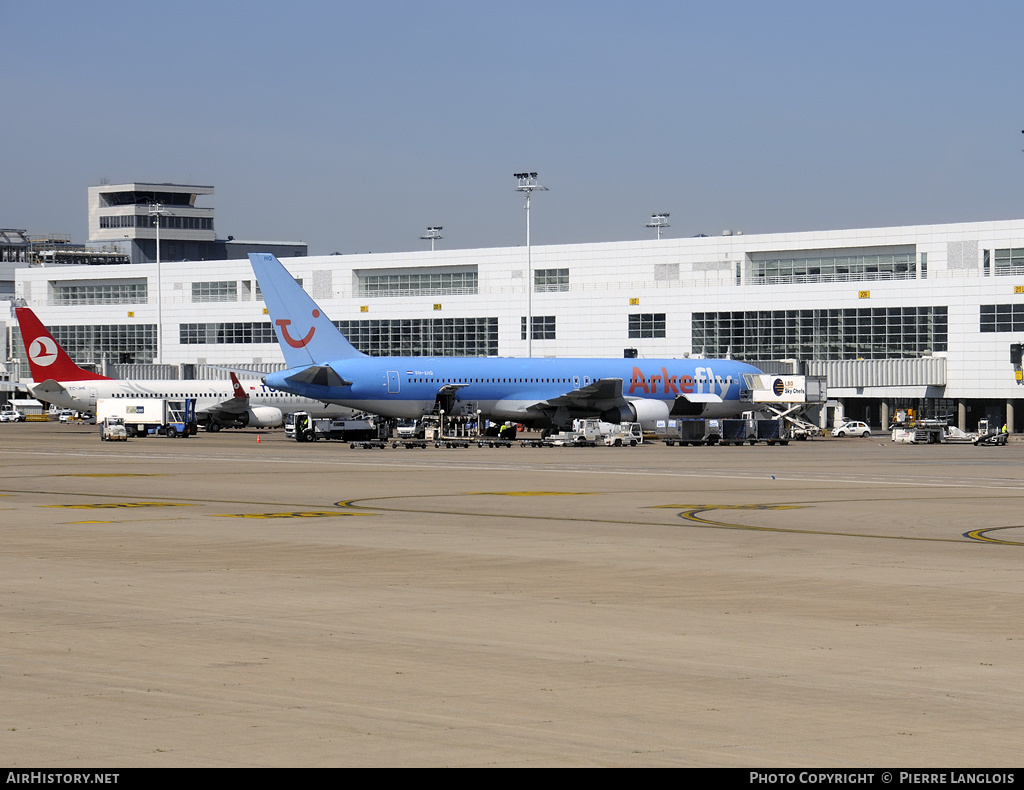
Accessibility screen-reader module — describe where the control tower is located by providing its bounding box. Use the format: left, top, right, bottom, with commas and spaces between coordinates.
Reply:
88, 182, 216, 264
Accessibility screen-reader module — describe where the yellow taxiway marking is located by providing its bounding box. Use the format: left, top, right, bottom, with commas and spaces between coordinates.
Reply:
46, 502, 194, 509
217, 511, 376, 519
655, 502, 1017, 545
56, 474, 165, 478
467, 491, 598, 497
963, 526, 1024, 546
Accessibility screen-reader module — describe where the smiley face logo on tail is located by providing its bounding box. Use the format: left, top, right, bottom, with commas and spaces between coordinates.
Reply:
276, 310, 319, 348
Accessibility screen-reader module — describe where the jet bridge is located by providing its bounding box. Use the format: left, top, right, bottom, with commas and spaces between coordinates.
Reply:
741, 374, 828, 439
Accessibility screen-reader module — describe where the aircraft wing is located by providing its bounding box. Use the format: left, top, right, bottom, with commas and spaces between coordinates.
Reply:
518, 378, 724, 424
529, 377, 625, 412
196, 372, 251, 417
197, 399, 248, 418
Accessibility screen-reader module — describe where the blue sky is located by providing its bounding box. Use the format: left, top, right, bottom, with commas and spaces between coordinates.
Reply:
3, 1, 1023, 255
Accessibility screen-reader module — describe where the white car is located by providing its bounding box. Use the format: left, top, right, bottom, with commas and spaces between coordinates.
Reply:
1, 409, 23, 423
832, 421, 871, 438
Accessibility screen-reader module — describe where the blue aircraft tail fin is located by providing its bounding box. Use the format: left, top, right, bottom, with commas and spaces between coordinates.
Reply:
248, 252, 365, 367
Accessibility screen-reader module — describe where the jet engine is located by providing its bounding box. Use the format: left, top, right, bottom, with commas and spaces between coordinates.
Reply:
624, 398, 672, 429
237, 406, 284, 428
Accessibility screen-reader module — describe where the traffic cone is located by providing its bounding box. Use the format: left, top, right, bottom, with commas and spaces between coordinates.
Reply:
256, 434, 261, 443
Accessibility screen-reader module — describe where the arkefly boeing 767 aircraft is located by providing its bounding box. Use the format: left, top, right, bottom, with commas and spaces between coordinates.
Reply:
249, 252, 761, 431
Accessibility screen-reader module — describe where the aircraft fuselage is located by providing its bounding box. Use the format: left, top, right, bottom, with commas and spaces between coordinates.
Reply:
265, 355, 759, 427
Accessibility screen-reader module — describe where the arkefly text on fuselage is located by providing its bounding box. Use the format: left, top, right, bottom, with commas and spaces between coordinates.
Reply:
248, 253, 762, 430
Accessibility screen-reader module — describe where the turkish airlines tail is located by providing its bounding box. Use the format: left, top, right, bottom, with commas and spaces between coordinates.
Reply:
15, 307, 111, 382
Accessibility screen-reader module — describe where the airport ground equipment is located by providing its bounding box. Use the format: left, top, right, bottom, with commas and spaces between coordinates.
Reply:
601, 421, 643, 446
551, 419, 641, 447
742, 374, 827, 439
99, 417, 127, 441
974, 430, 1009, 446
162, 399, 198, 437
421, 412, 476, 448
888, 411, 1005, 445
718, 417, 789, 446
96, 397, 196, 437
664, 418, 723, 446
396, 419, 424, 440
391, 417, 431, 447
972, 418, 1008, 445
476, 437, 516, 448
290, 412, 378, 443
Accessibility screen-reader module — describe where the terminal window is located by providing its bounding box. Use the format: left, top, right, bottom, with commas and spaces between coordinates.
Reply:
356, 270, 478, 297
192, 281, 238, 302
337, 317, 498, 356
980, 304, 1024, 332
752, 250, 915, 284
180, 322, 277, 344
521, 316, 556, 340
628, 313, 666, 338
993, 249, 1024, 275
692, 307, 947, 360
52, 281, 147, 305
534, 269, 569, 292
46, 323, 157, 365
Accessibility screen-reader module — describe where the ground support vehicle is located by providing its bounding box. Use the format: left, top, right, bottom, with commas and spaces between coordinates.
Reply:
96, 398, 196, 438
291, 412, 378, 442
974, 430, 1008, 446
887, 413, 1003, 445
664, 418, 722, 446
434, 439, 472, 448
349, 438, 389, 449
545, 419, 642, 448
162, 399, 198, 437
422, 413, 477, 448
601, 421, 643, 446
392, 438, 430, 449
396, 419, 424, 440
970, 419, 1007, 446
476, 438, 515, 448
99, 417, 128, 441
741, 374, 827, 439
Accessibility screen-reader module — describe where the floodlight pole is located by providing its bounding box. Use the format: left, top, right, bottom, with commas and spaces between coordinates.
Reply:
149, 201, 170, 364
646, 212, 670, 240
420, 226, 443, 252
515, 172, 547, 357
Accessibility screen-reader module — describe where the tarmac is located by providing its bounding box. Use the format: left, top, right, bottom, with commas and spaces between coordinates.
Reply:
1, 421, 1022, 767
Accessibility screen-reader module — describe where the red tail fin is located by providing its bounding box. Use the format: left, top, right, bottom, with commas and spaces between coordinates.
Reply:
230, 372, 249, 400
15, 307, 111, 382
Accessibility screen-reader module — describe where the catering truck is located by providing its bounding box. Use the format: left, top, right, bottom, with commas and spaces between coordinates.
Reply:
96, 398, 197, 438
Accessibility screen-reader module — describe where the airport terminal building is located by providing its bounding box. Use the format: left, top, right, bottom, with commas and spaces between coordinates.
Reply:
9, 216, 1024, 431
